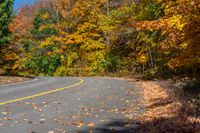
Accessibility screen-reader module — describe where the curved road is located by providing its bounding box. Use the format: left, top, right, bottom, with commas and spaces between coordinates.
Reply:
0, 77, 144, 133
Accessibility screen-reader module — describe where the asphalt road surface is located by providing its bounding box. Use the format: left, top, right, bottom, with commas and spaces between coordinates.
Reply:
0, 77, 144, 133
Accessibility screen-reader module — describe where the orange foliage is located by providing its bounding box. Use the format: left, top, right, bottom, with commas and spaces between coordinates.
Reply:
133, 0, 200, 68
9, 0, 49, 40
9, 5, 34, 40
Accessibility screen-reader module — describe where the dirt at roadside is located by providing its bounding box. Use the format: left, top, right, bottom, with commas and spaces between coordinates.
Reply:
0, 76, 31, 85
134, 80, 200, 133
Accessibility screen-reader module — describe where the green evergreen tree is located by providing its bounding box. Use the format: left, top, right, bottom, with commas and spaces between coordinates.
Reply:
0, 0, 13, 46
0, 0, 13, 67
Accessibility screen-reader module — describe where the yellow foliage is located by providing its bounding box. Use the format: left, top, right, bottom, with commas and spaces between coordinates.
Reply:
40, 37, 53, 47
40, 12, 49, 19
39, 24, 55, 31
167, 15, 186, 30
137, 54, 149, 64
4, 53, 18, 61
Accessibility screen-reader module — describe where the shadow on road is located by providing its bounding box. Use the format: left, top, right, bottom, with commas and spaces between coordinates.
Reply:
77, 104, 200, 133
78, 114, 199, 133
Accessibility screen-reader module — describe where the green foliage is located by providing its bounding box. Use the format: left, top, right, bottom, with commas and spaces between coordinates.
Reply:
132, 0, 164, 21
26, 54, 61, 75
20, 39, 36, 51
3, 0, 198, 84
31, 8, 59, 39
0, 0, 14, 72
104, 54, 122, 72
0, 0, 13, 46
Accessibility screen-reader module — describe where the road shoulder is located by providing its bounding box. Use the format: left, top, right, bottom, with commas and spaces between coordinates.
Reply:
134, 80, 200, 132
0, 76, 32, 85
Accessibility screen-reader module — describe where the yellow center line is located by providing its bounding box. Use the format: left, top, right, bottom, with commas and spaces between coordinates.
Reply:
0, 78, 84, 106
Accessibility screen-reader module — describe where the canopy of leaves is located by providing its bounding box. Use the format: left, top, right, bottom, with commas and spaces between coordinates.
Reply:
1, 0, 199, 78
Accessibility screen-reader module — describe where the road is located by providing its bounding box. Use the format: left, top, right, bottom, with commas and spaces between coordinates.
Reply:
0, 77, 144, 133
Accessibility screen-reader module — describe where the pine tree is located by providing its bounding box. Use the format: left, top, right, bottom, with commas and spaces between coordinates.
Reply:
0, 0, 13, 67
0, 0, 13, 45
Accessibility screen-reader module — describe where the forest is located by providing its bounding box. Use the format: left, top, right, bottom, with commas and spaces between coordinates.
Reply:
0, 0, 199, 78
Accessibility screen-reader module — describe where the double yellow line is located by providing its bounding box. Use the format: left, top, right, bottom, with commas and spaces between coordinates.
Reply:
0, 78, 84, 106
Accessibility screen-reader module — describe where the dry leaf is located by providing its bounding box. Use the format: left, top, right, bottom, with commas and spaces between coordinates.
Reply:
1, 112, 8, 115
88, 122, 95, 128
48, 131, 55, 133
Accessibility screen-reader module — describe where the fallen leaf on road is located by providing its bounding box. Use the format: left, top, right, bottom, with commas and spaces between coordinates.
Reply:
88, 122, 95, 127
71, 121, 84, 128
48, 131, 55, 133
40, 118, 46, 121
1, 112, 8, 115
72, 115, 82, 119
32, 103, 43, 112
0, 124, 4, 126
40, 118, 46, 124
84, 112, 92, 116
4, 117, 12, 121
62, 121, 84, 128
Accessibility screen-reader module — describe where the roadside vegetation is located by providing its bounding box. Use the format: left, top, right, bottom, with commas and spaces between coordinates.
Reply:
0, 0, 199, 132
0, 0, 199, 79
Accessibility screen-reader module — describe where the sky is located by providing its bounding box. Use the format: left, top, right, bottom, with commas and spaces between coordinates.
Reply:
14, 0, 38, 10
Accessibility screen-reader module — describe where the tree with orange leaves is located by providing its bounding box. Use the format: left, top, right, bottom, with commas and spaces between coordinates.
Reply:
132, 0, 200, 77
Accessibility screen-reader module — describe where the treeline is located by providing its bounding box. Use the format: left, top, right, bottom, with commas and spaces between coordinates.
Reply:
1, 0, 200, 78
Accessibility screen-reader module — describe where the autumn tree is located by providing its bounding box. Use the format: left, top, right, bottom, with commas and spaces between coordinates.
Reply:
2, 0, 51, 74
0, 0, 14, 69
133, 0, 200, 77
5, 0, 199, 78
